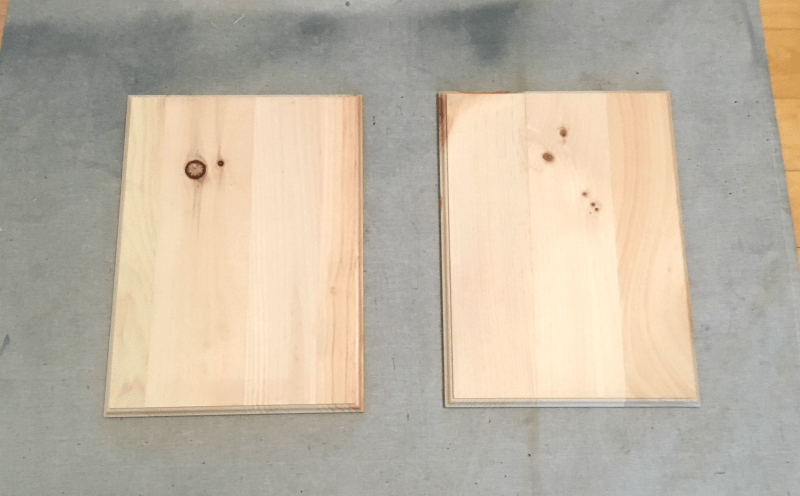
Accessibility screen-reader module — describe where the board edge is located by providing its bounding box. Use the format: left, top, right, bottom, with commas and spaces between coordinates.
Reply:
104, 403, 364, 418
445, 398, 700, 408
665, 92, 702, 403
438, 92, 456, 408
103, 95, 136, 417
355, 94, 365, 413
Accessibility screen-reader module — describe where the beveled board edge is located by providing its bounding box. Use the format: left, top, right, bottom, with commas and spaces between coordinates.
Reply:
665, 92, 702, 404
105, 403, 364, 418
354, 95, 365, 414
438, 93, 456, 409
104, 95, 136, 417
445, 398, 700, 408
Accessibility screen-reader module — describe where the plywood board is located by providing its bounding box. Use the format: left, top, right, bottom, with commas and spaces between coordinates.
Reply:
439, 91, 698, 407
105, 95, 363, 416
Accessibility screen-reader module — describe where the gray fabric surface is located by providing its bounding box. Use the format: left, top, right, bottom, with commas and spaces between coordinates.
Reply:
1, 0, 798, 493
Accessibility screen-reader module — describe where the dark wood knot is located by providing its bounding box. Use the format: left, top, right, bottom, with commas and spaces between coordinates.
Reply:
185, 160, 207, 180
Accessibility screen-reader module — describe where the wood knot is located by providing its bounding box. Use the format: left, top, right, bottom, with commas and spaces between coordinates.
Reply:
185, 160, 206, 180
542, 152, 554, 162
217, 160, 225, 167
559, 127, 568, 137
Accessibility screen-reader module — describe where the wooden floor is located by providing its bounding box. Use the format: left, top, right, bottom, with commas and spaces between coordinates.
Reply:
762, 0, 800, 263
0, 0, 8, 51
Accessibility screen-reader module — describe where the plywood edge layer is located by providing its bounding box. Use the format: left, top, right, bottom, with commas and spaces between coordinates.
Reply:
105, 402, 364, 418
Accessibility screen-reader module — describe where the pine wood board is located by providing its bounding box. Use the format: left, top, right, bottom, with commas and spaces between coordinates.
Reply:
105, 95, 363, 417
439, 91, 699, 407
764, 29, 800, 99
760, 0, 800, 29
775, 99, 800, 171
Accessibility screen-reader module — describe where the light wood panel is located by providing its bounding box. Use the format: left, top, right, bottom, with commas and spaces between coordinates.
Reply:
607, 93, 697, 400
760, 0, 800, 29
775, 99, 800, 171
105, 95, 363, 416
764, 29, 800, 99
439, 91, 698, 407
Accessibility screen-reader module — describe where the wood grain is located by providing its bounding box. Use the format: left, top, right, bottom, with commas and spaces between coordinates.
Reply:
760, 0, 800, 29
775, 99, 800, 171
105, 95, 363, 417
607, 93, 697, 400
764, 30, 800, 99
439, 91, 698, 407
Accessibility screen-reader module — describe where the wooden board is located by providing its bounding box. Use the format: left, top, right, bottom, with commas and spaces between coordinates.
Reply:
105, 95, 363, 416
439, 91, 698, 407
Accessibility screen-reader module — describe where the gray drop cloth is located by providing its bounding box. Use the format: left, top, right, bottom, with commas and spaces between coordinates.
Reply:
1, 0, 799, 494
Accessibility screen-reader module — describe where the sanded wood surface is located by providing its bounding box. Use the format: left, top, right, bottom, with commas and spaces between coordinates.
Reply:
105, 95, 363, 416
439, 92, 698, 407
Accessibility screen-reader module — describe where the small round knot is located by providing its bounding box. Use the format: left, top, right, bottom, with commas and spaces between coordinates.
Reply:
542, 152, 554, 162
559, 127, 568, 137
217, 160, 225, 167
185, 160, 207, 179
